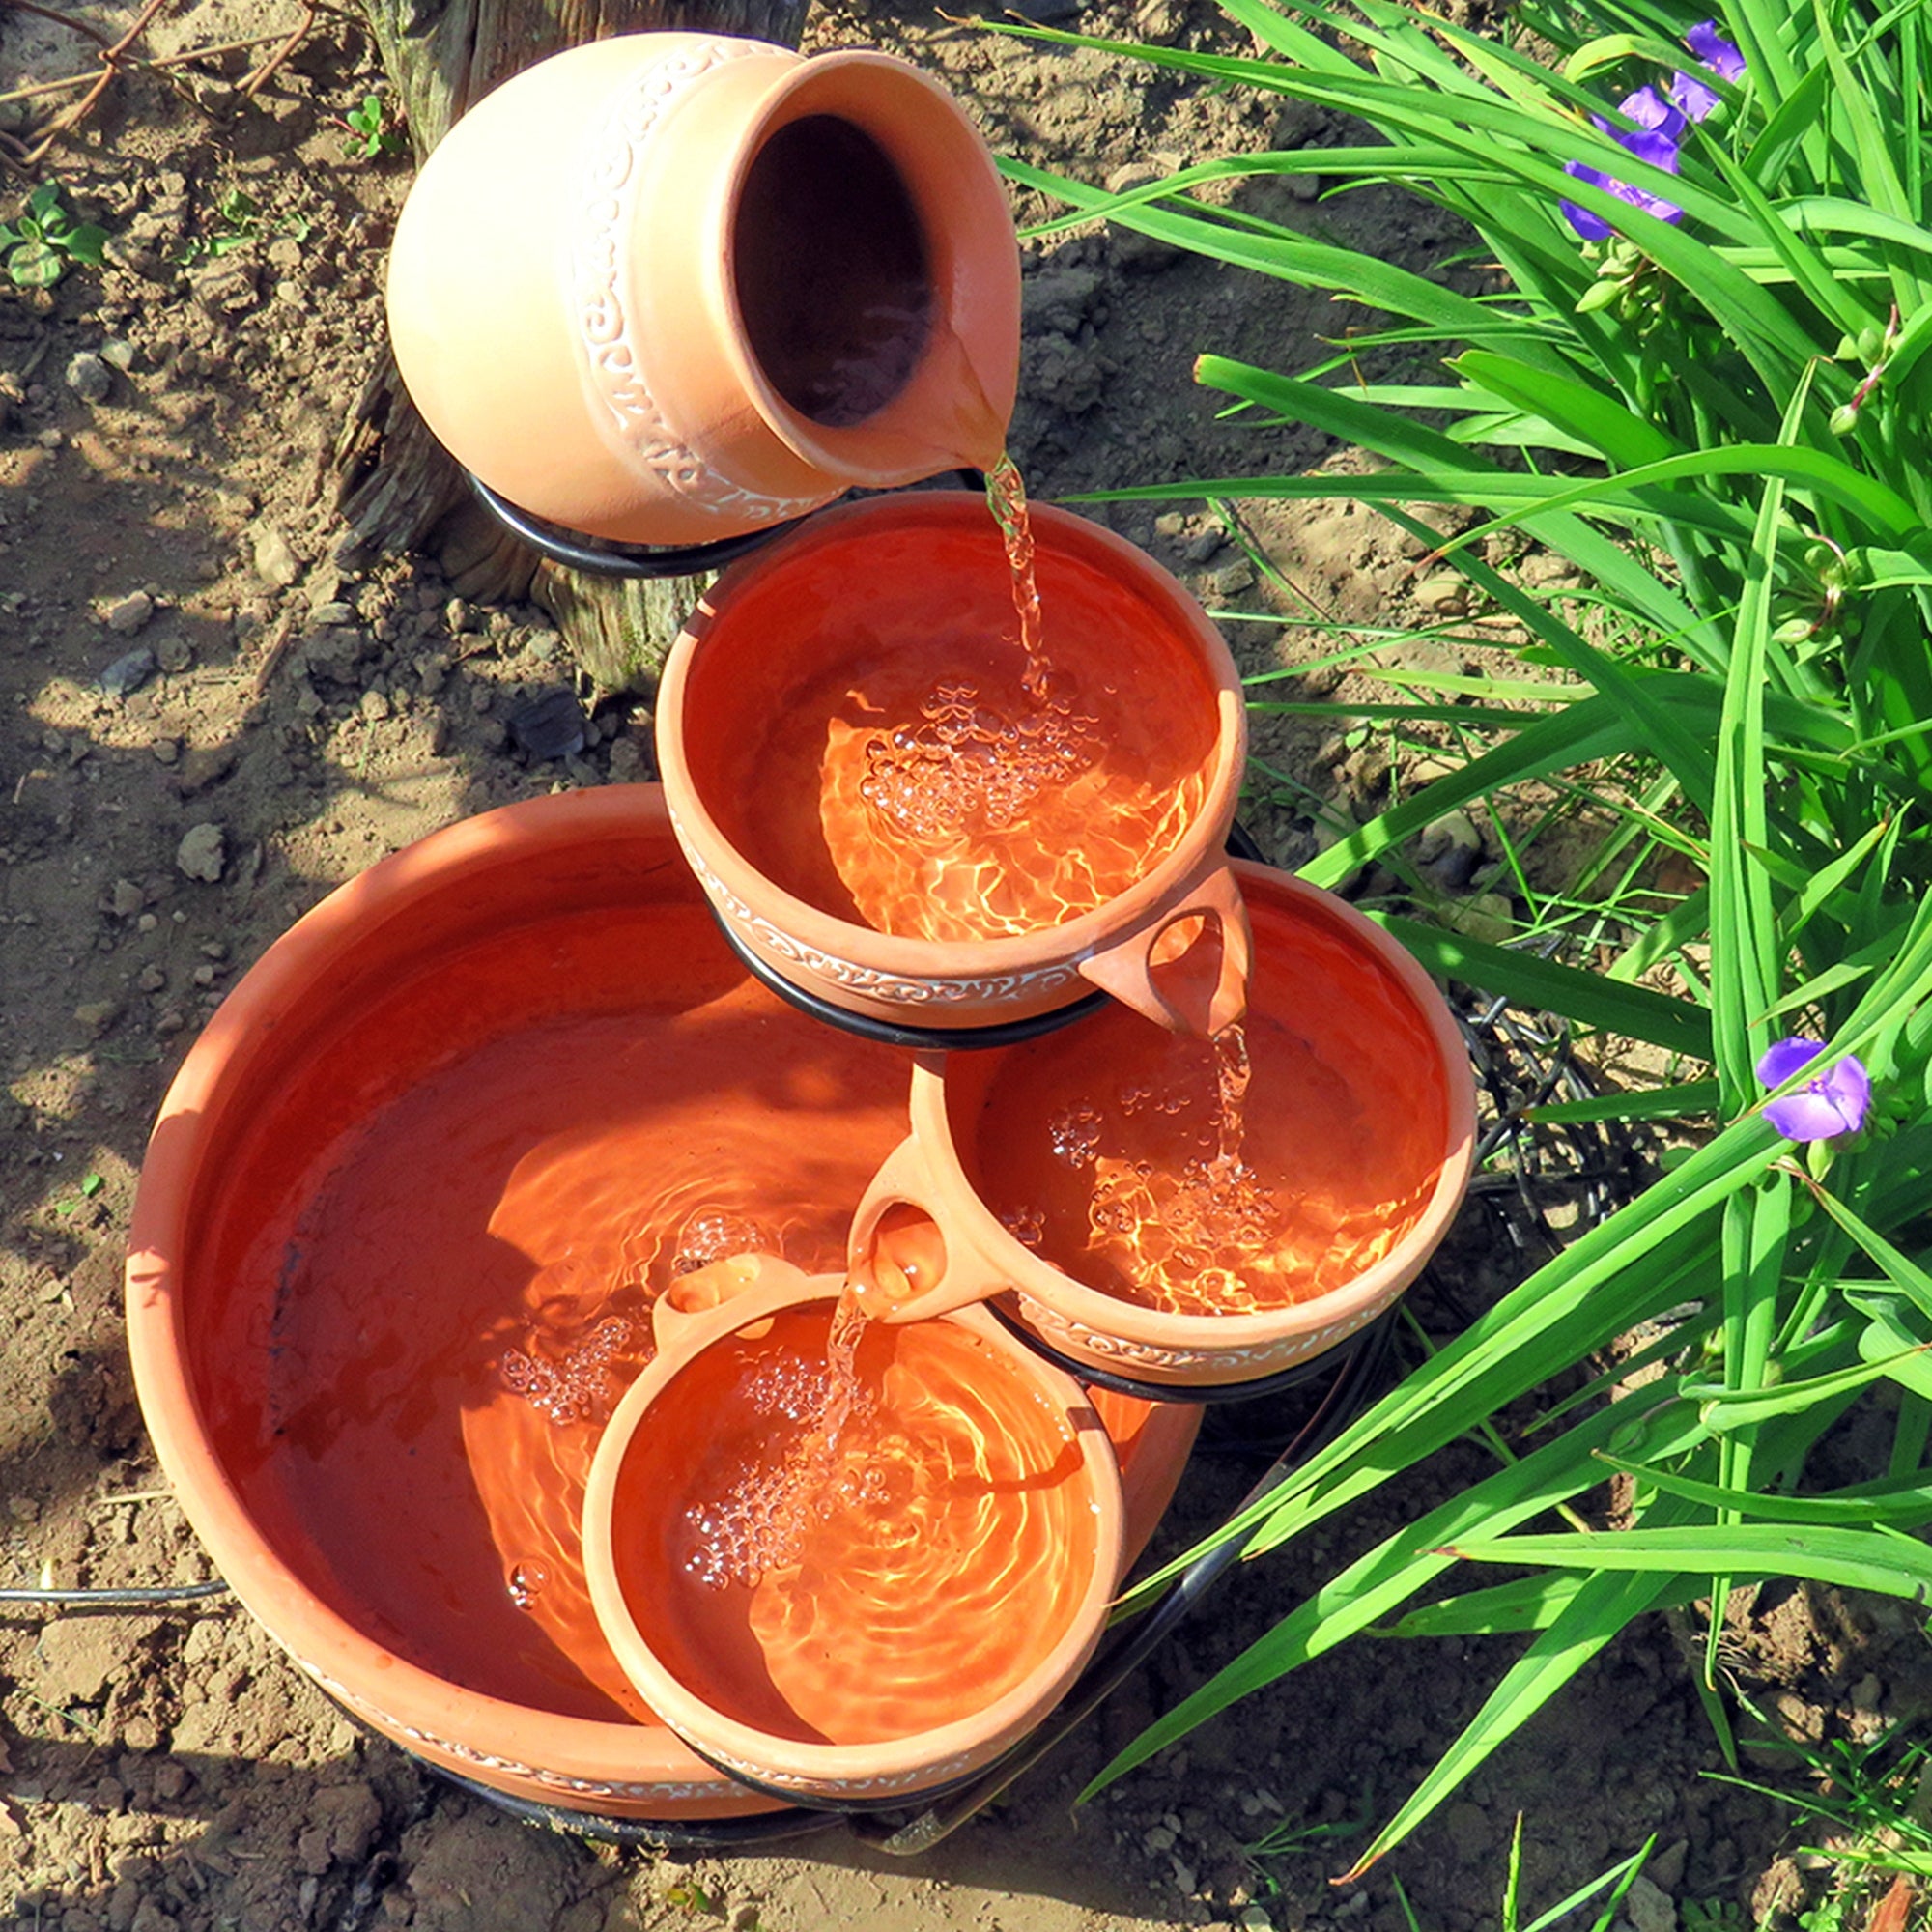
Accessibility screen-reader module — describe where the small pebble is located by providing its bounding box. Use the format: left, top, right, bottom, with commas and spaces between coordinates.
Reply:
151, 738, 181, 766
109, 879, 144, 919
176, 822, 226, 883
100, 647, 158, 699
508, 687, 587, 761
105, 591, 156, 636
251, 524, 301, 588
100, 338, 136, 372
65, 351, 112, 403
156, 635, 193, 673
1413, 573, 1471, 616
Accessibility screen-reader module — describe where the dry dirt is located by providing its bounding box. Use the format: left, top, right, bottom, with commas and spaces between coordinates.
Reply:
1, 0, 1925, 1928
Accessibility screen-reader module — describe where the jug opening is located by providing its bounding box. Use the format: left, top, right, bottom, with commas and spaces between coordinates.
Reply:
733, 115, 933, 432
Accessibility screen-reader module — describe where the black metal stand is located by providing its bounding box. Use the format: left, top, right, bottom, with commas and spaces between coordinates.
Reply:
465, 469, 992, 580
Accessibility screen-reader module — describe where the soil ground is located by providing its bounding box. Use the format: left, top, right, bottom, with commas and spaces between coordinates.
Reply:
1, 1, 1923, 1928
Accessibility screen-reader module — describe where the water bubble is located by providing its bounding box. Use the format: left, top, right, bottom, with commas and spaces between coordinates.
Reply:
1048, 1102, 1103, 1167
1001, 1204, 1047, 1249
500, 1315, 636, 1425
506, 1558, 551, 1610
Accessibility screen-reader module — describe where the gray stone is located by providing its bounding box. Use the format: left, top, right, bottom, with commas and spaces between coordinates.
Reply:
1413, 573, 1471, 616
65, 351, 112, 403
175, 822, 226, 883
509, 688, 587, 761
100, 338, 136, 372
1623, 1873, 1676, 1932
1417, 809, 1483, 867
1445, 890, 1515, 948
251, 524, 301, 588
99, 648, 157, 700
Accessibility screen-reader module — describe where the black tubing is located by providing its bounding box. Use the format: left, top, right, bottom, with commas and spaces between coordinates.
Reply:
0, 1579, 231, 1609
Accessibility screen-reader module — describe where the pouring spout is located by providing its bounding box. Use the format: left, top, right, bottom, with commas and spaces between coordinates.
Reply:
1076, 861, 1254, 1038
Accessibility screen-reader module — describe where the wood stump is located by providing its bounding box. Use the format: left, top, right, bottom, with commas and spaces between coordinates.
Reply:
334, 0, 809, 693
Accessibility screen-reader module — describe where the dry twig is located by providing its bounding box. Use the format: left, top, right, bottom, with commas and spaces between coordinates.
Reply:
238, 0, 315, 99
14, 0, 175, 167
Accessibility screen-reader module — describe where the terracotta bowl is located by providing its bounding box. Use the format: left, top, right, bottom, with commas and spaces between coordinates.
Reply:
658, 493, 1251, 1039
385, 35, 1020, 546
125, 787, 1196, 1819
584, 1259, 1123, 1806
846, 863, 1478, 1388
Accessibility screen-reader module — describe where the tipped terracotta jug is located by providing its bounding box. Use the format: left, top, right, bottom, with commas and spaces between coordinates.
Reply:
844, 862, 1478, 1388
658, 492, 1251, 1039
583, 1254, 1123, 1805
384, 35, 1021, 546
124, 785, 1197, 1820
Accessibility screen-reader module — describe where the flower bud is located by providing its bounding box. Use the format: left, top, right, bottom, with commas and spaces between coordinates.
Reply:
1829, 402, 1861, 437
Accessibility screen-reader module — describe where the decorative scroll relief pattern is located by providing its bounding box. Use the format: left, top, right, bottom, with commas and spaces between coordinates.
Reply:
1016, 1296, 1377, 1374
672, 820, 1085, 1007
297, 1660, 731, 1803
571, 43, 832, 525
696, 1738, 982, 1796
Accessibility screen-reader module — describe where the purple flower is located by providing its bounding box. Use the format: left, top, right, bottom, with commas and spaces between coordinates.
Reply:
1756, 1037, 1872, 1141
1561, 87, 1686, 239
1687, 19, 1746, 81
1671, 22, 1745, 120
1669, 68, 1723, 120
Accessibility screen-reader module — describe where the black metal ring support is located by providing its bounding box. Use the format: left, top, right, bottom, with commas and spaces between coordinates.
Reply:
716, 911, 1111, 1051
422, 1764, 840, 1850
465, 476, 814, 581
466, 470, 995, 581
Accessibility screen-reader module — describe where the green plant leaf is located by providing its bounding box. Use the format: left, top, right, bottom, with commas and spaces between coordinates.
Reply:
7, 240, 63, 288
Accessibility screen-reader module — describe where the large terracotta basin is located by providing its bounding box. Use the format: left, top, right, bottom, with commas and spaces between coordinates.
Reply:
125, 787, 1197, 1820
